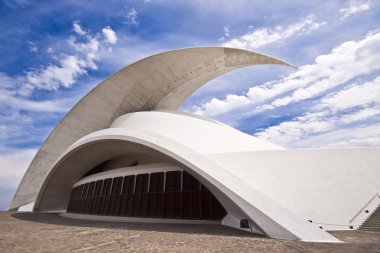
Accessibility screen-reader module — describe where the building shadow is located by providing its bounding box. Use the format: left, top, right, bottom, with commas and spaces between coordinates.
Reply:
10, 212, 263, 238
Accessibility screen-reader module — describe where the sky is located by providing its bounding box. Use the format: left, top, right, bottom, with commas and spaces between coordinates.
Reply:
0, 0, 379, 210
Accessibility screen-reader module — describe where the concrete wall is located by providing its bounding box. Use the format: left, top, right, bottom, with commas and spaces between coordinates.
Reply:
10, 47, 291, 210
34, 111, 339, 242
101, 154, 164, 172
208, 149, 380, 230
108, 111, 380, 230
73, 162, 181, 187
110, 111, 283, 154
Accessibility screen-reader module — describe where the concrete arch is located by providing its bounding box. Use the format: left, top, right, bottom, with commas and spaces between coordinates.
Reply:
35, 127, 339, 242
11, 47, 292, 210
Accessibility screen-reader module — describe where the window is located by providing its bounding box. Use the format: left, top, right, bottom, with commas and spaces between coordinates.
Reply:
67, 170, 227, 220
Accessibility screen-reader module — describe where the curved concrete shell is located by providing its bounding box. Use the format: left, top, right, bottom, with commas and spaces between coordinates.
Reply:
35, 111, 338, 242
11, 47, 380, 243
10, 47, 291, 211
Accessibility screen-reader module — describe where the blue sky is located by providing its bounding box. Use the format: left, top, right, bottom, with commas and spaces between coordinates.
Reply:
0, 0, 379, 210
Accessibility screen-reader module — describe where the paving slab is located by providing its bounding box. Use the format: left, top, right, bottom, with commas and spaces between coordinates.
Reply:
1, 212, 380, 252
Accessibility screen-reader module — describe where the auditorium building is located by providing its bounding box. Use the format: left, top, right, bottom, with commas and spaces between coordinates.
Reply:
10, 47, 380, 243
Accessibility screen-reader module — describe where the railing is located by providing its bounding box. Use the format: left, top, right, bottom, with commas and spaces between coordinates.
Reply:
349, 192, 380, 224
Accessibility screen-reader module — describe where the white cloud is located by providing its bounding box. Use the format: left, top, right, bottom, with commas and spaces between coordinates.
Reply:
0, 22, 120, 140
26, 41, 38, 53
0, 148, 37, 189
67, 36, 100, 70
0, 72, 17, 90
287, 124, 380, 148
3, 0, 30, 8
339, 0, 371, 20
0, 22, 119, 154
10, 21, 119, 96
195, 94, 250, 116
223, 16, 326, 49
254, 111, 335, 147
218, 26, 231, 41
341, 107, 380, 124
192, 31, 380, 148
318, 77, 380, 111
254, 112, 380, 148
254, 76, 380, 148
125, 8, 139, 25
0, 90, 72, 113
24, 55, 86, 93
219, 26, 231, 41
73, 21, 87, 35
196, 31, 380, 117
102, 26, 118, 45
270, 32, 380, 108
224, 26, 230, 37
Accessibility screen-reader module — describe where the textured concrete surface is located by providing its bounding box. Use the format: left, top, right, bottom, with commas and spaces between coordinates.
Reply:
1, 212, 380, 253
11, 47, 290, 211
38, 121, 338, 242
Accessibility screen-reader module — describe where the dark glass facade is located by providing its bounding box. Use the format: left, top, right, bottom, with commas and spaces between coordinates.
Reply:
67, 170, 227, 220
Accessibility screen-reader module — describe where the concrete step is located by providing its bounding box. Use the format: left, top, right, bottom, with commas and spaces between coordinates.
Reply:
361, 205, 380, 232
362, 224, 380, 227
361, 228, 380, 232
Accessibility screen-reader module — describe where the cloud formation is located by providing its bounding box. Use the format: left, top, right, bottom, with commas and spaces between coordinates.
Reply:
255, 77, 380, 147
73, 21, 87, 35
340, 0, 371, 20
26, 41, 38, 53
195, 31, 380, 116
0, 21, 119, 157
14, 22, 118, 96
223, 16, 326, 50
2, 0, 31, 8
125, 8, 139, 25
191, 30, 380, 148
102, 26, 118, 45
0, 148, 37, 189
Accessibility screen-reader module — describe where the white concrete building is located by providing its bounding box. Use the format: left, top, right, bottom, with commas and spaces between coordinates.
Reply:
10, 47, 380, 243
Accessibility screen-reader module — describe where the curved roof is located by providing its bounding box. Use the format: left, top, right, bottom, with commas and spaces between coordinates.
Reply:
10, 47, 292, 210
110, 111, 283, 153
34, 111, 339, 242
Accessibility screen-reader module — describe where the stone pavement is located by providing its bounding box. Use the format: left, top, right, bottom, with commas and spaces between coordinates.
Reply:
1, 212, 380, 252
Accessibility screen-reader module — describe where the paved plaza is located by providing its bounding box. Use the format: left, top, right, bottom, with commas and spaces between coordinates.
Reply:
1, 212, 380, 252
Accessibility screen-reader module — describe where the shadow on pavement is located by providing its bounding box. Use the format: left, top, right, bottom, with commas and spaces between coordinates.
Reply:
11, 212, 262, 238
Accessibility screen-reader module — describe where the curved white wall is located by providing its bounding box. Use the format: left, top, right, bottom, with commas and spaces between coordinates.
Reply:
111, 111, 283, 154
35, 111, 339, 242
11, 47, 291, 211
208, 149, 380, 229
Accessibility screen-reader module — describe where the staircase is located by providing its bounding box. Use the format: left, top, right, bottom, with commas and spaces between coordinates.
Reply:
361, 205, 380, 232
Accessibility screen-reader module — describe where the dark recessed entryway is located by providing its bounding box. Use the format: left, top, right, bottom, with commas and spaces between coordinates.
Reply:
67, 171, 227, 220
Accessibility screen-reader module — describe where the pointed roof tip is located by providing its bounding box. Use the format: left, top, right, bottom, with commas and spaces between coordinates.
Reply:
250, 50, 297, 69
223, 46, 297, 69
276, 58, 297, 69
11, 46, 296, 211
284, 61, 298, 69
271, 57, 297, 69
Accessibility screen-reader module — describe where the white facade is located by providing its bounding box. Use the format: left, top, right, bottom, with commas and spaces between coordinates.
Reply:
10, 47, 380, 243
